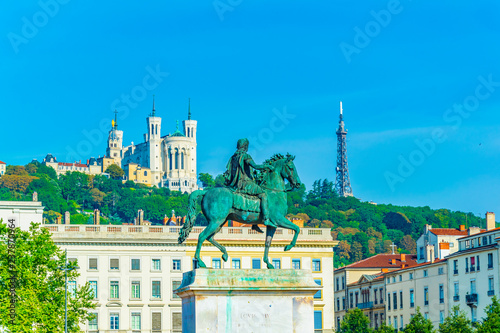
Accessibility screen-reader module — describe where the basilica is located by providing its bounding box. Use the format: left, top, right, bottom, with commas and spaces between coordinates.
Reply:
106, 98, 198, 193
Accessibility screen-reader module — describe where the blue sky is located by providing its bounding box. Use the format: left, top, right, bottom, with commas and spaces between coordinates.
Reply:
1, 1, 500, 216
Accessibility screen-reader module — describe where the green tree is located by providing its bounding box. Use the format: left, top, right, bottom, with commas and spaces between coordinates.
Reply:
198, 173, 215, 188
439, 306, 474, 333
105, 164, 124, 180
0, 222, 96, 332
405, 307, 435, 333
477, 296, 500, 333
5, 165, 28, 176
214, 174, 226, 187
375, 322, 396, 333
338, 308, 371, 333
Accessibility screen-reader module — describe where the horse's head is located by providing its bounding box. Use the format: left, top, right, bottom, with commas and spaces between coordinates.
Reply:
281, 153, 301, 190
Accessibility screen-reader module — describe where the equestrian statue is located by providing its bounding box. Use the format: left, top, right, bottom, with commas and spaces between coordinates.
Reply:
178, 138, 302, 269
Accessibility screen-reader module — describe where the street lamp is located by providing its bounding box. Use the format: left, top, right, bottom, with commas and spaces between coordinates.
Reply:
57, 249, 78, 333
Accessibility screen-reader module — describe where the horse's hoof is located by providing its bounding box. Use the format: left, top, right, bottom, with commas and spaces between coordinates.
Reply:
267, 263, 275, 269
222, 253, 228, 262
284, 245, 293, 251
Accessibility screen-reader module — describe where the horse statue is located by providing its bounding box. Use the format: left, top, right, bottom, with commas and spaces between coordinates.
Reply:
178, 153, 301, 269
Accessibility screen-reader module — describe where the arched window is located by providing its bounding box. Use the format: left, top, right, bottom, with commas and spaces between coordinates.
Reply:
187, 128, 190, 137
169, 152, 172, 170
151, 124, 154, 135
181, 152, 184, 169
175, 151, 179, 169
144, 171, 148, 176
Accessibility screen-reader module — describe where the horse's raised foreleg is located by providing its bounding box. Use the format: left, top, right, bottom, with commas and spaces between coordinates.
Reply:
275, 215, 300, 252
263, 226, 276, 269
194, 223, 220, 268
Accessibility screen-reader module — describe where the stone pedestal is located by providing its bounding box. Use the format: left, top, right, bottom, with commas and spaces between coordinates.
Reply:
174, 269, 320, 333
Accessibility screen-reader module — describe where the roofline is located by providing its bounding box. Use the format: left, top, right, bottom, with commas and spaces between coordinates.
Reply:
445, 244, 498, 259
383, 259, 447, 275
458, 228, 500, 240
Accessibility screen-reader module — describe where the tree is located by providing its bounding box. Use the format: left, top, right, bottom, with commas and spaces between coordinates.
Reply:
338, 308, 371, 333
375, 322, 396, 333
336, 241, 351, 260
439, 306, 474, 333
0, 175, 36, 193
477, 296, 500, 333
198, 173, 215, 188
5, 165, 28, 176
0, 222, 95, 332
105, 164, 124, 180
405, 307, 435, 333
400, 235, 417, 253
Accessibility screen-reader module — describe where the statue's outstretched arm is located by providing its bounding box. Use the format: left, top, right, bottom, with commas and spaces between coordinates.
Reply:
247, 158, 272, 171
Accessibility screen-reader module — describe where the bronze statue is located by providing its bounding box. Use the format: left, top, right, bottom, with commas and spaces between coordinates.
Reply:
178, 139, 302, 269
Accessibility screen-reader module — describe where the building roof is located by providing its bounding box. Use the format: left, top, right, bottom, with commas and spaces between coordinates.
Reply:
335, 254, 418, 271
384, 258, 447, 275
429, 228, 469, 236
0, 161, 5, 164
458, 227, 500, 240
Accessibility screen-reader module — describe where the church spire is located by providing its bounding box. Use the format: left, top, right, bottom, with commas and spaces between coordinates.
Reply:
113, 109, 118, 129
188, 98, 191, 120
152, 95, 156, 117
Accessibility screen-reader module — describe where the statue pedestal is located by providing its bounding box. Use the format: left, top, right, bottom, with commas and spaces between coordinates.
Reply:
174, 269, 320, 333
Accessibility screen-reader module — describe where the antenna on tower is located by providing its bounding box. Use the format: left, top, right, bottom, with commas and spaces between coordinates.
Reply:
188, 98, 191, 120
152, 95, 156, 117
335, 101, 353, 197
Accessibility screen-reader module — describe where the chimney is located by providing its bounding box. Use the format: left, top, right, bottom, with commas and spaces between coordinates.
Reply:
487, 212, 496, 231
381, 268, 389, 273
93, 209, 100, 225
391, 259, 396, 265
468, 227, 481, 236
430, 248, 435, 263
400, 253, 406, 262
426, 245, 433, 262
459, 224, 466, 231
424, 224, 432, 234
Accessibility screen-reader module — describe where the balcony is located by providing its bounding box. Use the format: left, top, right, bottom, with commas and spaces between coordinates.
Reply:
453, 295, 460, 301
488, 290, 495, 296
357, 302, 373, 309
466, 293, 478, 306
470, 266, 475, 272
453, 269, 458, 275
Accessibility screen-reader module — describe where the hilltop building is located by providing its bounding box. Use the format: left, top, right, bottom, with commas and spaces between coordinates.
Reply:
0, 161, 5, 176
106, 98, 198, 192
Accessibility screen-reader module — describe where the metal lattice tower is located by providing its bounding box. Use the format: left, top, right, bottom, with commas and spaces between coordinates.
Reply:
335, 101, 353, 197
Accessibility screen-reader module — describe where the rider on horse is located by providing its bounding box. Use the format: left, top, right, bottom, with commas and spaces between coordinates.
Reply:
223, 138, 277, 228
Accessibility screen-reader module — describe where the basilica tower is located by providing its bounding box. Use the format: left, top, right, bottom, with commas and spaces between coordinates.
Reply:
106, 110, 123, 166
146, 96, 162, 185
183, 98, 197, 179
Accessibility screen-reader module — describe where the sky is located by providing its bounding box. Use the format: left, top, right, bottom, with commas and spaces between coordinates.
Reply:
1, 1, 500, 216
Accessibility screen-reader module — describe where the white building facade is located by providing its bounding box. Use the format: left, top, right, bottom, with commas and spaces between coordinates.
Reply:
45, 224, 336, 333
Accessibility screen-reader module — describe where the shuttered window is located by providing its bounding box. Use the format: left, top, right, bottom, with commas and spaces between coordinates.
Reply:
89, 258, 98, 270
152, 312, 162, 332
172, 312, 182, 332
110, 258, 119, 270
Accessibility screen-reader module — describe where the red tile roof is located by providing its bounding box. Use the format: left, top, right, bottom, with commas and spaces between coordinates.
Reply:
336, 254, 418, 270
58, 162, 88, 168
385, 258, 447, 274
430, 228, 469, 236
0, 161, 5, 164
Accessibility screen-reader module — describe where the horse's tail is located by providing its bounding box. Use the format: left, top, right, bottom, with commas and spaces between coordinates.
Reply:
178, 189, 207, 244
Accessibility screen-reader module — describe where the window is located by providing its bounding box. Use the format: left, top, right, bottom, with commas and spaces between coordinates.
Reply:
453, 260, 458, 274
172, 312, 182, 333
374, 289, 378, 304
399, 275, 402, 282
131, 281, 140, 299
336, 298, 340, 310
400, 291, 403, 309
314, 310, 323, 331
88, 313, 98, 330
438, 267, 444, 275
355, 292, 359, 306
193, 258, 199, 269
212, 258, 221, 269
314, 279, 322, 299
350, 292, 353, 308
471, 279, 476, 294
477, 255, 481, 271
152, 259, 161, 271
471, 256, 476, 272
89, 280, 98, 299
292, 259, 301, 270
336, 278, 339, 291
67, 281, 76, 297
172, 259, 181, 271
131, 258, 140, 271
424, 287, 429, 305
342, 276, 345, 289
393, 292, 397, 310
423, 269, 428, 277
152, 281, 161, 299
172, 280, 181, 298
110, 281, 119, 299
454, 282, 459, 299
419, 247, 424, 260
110, 312, 119, 330
410, 289, 414, 308
110, 258, 119, 270
152, 312, 162, 332
400, 315, 403, 330
440, 311, 444, 324
393, 317, 397, 331
89, 258, 98, 270
439, 284, 444, 303
380, 288, 384, 304
392, 276, 396, 283
131, 312, 141, 330
252, 259, 261, 269
471, 307, 477, 322
232, 258, 241, 269
488, 253, 494, 269
312, 259, 321, 272
387, 293, 391, 310
489, 277, 495, 296
342, 297, 345, 310
424, 312, 429, 320
465, 240, 470, 248
466, 257, 469, 273
409, 272, 413, 280
272, 258, 280, 269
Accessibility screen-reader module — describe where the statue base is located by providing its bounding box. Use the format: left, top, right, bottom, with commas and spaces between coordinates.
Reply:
174, 268, 320, 333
